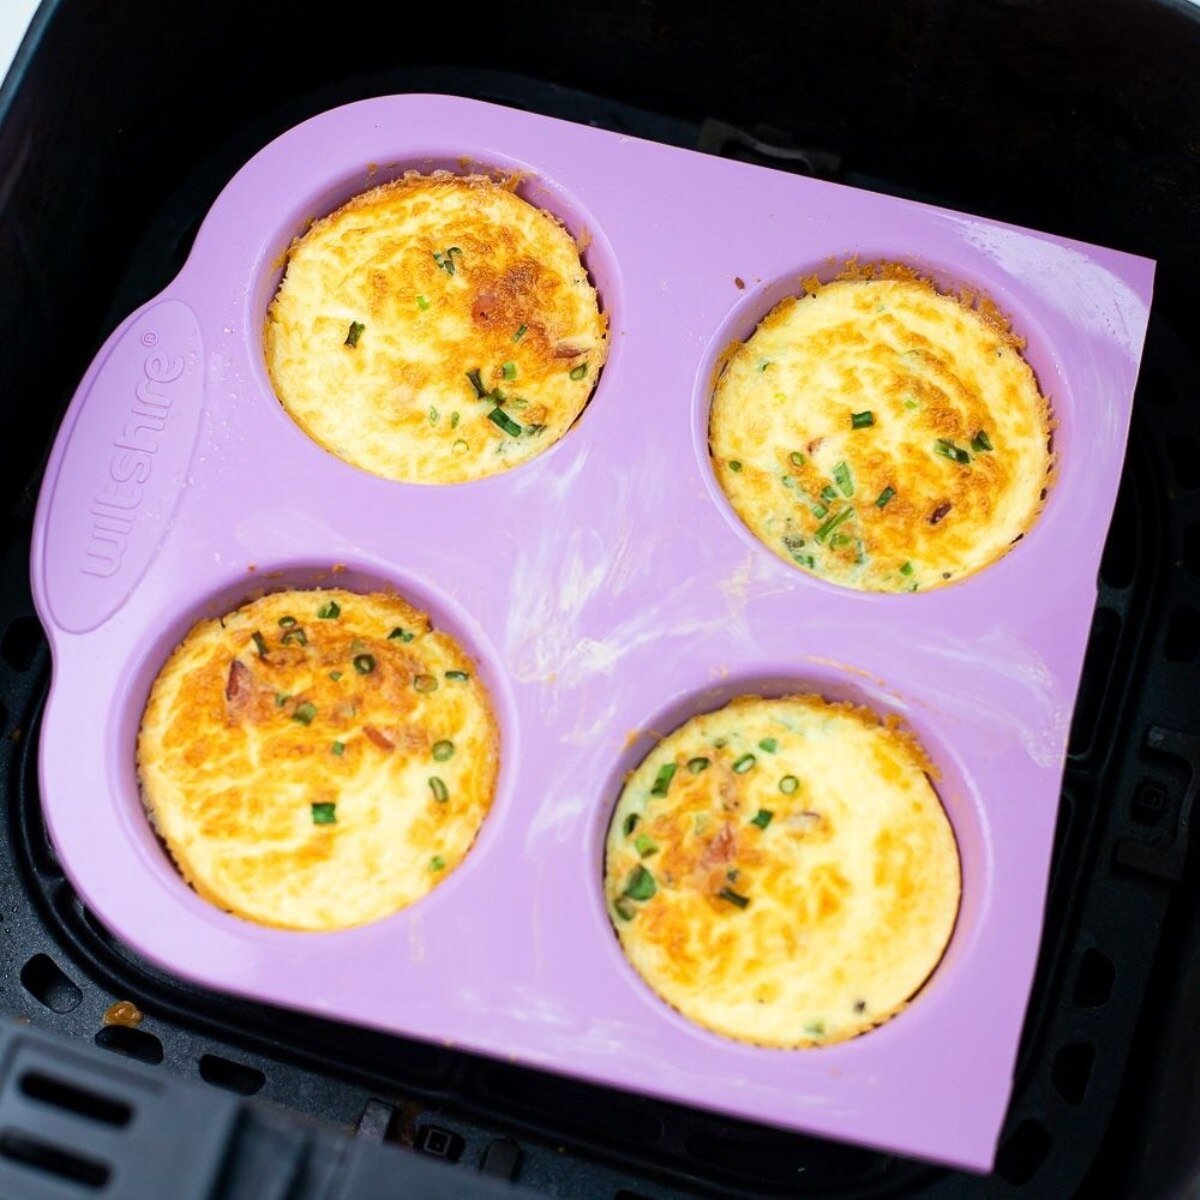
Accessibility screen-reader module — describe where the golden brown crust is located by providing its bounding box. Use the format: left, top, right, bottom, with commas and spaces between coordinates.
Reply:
137, 588, 499, 930
265, 172, 607, 483
710, 269, 1053, 591
605, 694, 961, 1047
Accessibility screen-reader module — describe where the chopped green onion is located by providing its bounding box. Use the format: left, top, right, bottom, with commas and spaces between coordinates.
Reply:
687, 757, 710, 773
623, 813, 640, 836
432, 739, 455, 762
623, 865, 657, 901
634, 833, 658, 858
429, 406, 439, 425
732, 754, 756, 774
751, 809, 774, 829
789, 451, 805, 467
650, 762, 677, 796
525, 423, 546, 437
779, 775, 799, 794
875, 486, 896, 508
275, 693, 289, 706
331, 741, 345, 756
613, 897, 637, 921
251, 631, 268, 658
900, 561, 914, 576
971, 429, 994, 453
851, 410, 875, 429
466, 369, 487, 398
389, 627, 415, 642
821, 485, 838, 503
502, 361, 517, 380
450, 411, 460, 429
569, 363, 588, 381
448, 246, 462, 257
445, 670, 470, 682
815, 507, 854, 542
811, 504, 828, 519
717, 886, 750, 909
804, 1020, 826, 1038
414, 674, 438, 692
311, 802, 336, 825
281, 627, 308, 647
353, 654, 375, 675
713, 738, 728, 749
488, 407, 523, 437
317, 600, 341, 619
429, 776, 449, 802
513, 324, 528, 342
278, 616, 297, 628
417, 294, 430, 310
794, 553, 816, 569
345, 321, 364, 348
293, 701, 317, 725
728, 460, 742, 472
430, 855, 445, 872
758, 737, 777, 753
934, 438, 971, 464
433, 248, 457, 275
833, 461, 854, 497
904, 398, 919, 410
829, 532, 852, 549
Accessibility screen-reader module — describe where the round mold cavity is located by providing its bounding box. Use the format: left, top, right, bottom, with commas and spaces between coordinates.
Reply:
692, 255, 1066, 597
244, 152, 624, 486
107, 558, 517, 933
585, 665, 985, 1050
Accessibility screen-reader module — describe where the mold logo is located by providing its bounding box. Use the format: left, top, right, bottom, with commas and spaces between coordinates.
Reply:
82, 347, 185, 579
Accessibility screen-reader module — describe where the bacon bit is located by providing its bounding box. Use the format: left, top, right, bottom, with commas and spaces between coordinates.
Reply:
472, 291, 500, 325
702, 823, 738, 867
807, 437, 825, 455
363, 725, 394, 751
225, 660, 252, 705
553, 343, 585, 358
734, 276, 745, 290
929, 502, 953, 526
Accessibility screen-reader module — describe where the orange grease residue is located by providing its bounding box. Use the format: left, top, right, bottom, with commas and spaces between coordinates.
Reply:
103, 1000, 144, 1028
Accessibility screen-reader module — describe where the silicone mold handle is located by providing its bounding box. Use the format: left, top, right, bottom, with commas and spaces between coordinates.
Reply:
35, 299, 205, 634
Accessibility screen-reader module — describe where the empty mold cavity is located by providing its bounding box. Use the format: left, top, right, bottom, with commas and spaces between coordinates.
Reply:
108, 559, 516, 928
19, 954, 82, 1014
248, 154, 622, 480
694, 257, 1064, 594
591, 667, 983, 1042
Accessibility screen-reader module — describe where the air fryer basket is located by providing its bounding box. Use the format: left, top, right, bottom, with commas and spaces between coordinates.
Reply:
2, 3, 1199, 1198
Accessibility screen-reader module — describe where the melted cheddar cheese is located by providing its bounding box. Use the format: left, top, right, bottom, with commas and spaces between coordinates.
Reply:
265, 173, 606, 483
137, 589, 499, 930
605, 695, 961, 1046
710, 274, 1052, 591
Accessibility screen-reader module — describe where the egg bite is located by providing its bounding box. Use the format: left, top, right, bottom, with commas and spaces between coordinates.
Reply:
709, 268, 1053, 591
264, 172, 607, 483
137, 588, 499, 931
604, 694, 961, 1047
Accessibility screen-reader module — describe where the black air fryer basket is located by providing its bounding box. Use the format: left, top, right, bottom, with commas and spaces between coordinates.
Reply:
2, 3, 1199, 1198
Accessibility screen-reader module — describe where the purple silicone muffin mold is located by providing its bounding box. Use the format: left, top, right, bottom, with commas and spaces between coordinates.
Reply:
30, 94, 1153, 1172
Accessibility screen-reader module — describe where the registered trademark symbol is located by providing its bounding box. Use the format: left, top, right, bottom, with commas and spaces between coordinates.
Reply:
141, 331, 158, 347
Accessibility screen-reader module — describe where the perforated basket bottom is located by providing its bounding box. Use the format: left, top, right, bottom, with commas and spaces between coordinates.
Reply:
1, 69, 1196, 1200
